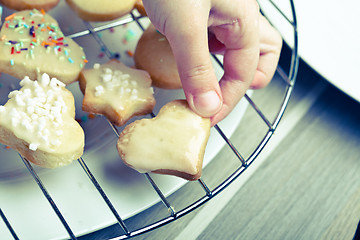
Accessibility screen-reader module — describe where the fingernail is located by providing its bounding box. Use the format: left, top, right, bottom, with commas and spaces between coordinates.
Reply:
191, 91, 222, 117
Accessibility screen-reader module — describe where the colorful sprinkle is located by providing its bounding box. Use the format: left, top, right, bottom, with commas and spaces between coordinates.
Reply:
124, 29, 136, 41
126, 50, 133, 57
82, 56, 88, 63
81, 115, 88, 122
88, 113, 96, 119
2, 9, 81, 68
5, 13, 16, 22
98, 52, 105, 58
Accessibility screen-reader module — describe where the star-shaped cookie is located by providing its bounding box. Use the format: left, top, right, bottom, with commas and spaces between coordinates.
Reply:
79, 59, 156, 126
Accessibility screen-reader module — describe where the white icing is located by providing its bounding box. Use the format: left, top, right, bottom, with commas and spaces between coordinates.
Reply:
0, 73, 67, 151
84, 61, 155, 126
118, 102, 210, 175
93, 67, 143, 101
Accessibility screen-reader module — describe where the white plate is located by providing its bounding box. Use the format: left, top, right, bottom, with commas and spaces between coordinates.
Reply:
0, 3, 251, 239
258, 0, 360, 102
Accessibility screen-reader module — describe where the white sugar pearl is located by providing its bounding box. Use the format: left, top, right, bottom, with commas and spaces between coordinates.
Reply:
51, 139, 61, 146
19, 76, 32, 87
131, 89, 138, 95
55, 130, 63, 136
93, 63, 100, 69
0, 106, 6, 113
122, 80, 129, 87
104, 68, 112, 74
95, 85, 105, 96
102, 73, 112, 82
11, 117, 19, 127
29, 143, 39, 151
39, 73, 50, 86
8, 90, 20, 99
50, 78, 65, 88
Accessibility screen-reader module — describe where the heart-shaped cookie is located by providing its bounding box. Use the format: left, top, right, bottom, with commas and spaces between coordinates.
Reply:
117, 100, 211, 180
66, 0, 137, 22
0, 9, 87, 85
0, 73, 85, 168
79, 59, 156, 126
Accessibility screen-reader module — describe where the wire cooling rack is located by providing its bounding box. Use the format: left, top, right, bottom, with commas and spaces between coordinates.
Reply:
0, 0, 298, 239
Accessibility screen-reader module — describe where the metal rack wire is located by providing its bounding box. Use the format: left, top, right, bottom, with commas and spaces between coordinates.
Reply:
0, 0, 298, 239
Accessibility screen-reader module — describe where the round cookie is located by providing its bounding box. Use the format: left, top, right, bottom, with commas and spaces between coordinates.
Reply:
134, 24, 182, 89
117, 100, 211, 181
65, 0, 137, 22
0, 73, 85, 168
0, 0, 60, 11
0, 9, 87, 85
79, 60, 156, 126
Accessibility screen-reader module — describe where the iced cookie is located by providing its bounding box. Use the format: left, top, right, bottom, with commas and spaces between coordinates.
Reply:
117, 100, 211, 181
134, 24, 182, 89
65, 0, 137, 22
0, 9, 87, 85
0, 0, 60, 11
79, 60, 155, 126
0, 73, 85, 168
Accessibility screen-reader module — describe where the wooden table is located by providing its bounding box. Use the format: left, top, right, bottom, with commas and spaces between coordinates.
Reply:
80, 47, 360, 240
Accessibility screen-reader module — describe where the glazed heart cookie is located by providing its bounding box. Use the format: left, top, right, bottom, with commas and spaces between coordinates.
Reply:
66, 0, 137, 22
0, 0, 60, 11
117, 100, 211, 181
134, 24, 182, 89
0, 73, 85, 168
79, 59, 156, 126
0, 9, 87, 85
